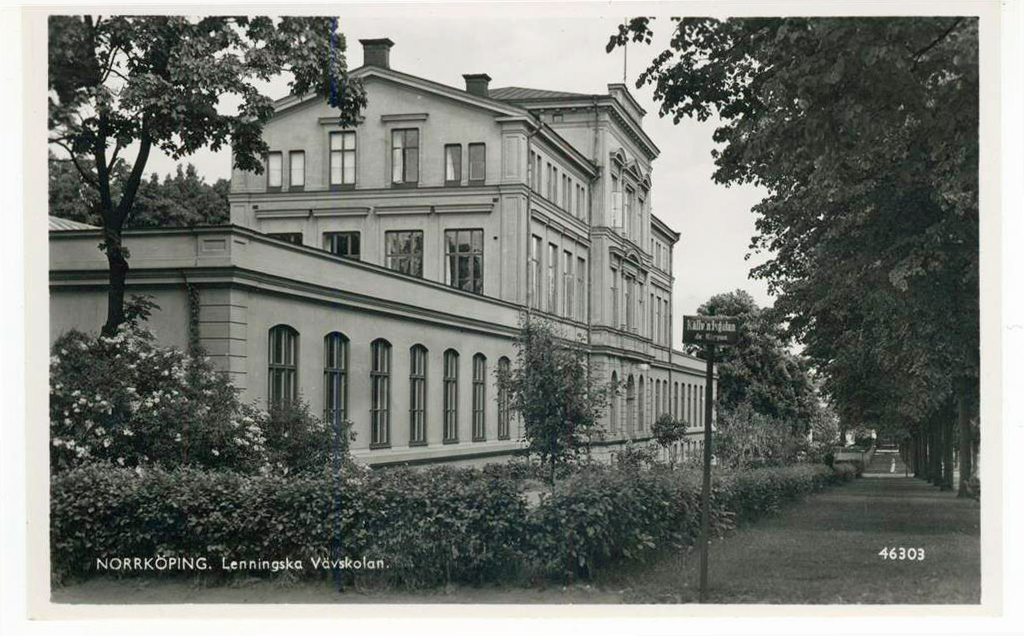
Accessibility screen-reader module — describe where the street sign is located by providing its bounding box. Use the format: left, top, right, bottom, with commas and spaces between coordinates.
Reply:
682, 314, 739, 603
683, 315, 740, 346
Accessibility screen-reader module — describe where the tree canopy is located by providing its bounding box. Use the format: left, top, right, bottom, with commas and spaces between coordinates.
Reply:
611, 17, 978, 491
49, 15, 366, 334
688, 289, 819, 431
49, 154, 229, 227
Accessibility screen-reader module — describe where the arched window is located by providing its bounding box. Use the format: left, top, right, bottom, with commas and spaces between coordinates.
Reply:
370, 339, 391, 448
409, 345, 428, 445
655, 380, 661, 418
323, 332, 348, 427
497, 356, 511, 440
268, 325, 298, 406
472, 354, 487, 441
625, 375, 636, 436
674, 382, 679, 420
638, 376, 645, 433
443, 349, 459, 443
609, 371, 619, 434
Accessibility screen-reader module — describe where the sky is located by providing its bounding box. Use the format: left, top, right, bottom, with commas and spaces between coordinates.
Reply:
136, 12, 775, 340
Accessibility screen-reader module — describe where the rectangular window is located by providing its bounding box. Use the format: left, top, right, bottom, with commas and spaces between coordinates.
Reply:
267, 232, 302, 245
391, 128, 419, 185
324, 231, 360, 260
472, 355, 486, 441
267, 152, 282, 189
289, 151, 305, 189
624, 275, 633, 331
443, 350, 459, 443
563, 250, 574, 319
468, 143, 486, 183
329, 132, 356, 187
370, 340, 391, 448
577, 256, 586, 321
547, 243, 558, 314
611, 268, 619, 329
409, 346, 427, 445
625, 187, 634, 239
385, 230, 424, 277
445, 144, 462, 185
535, 154, 542, 193
529, 235, 542, 309
546, 163, 552, 199
577, 185, 584, 217
656, 294, 662, 345
444, 229, 484, 294
552, 167, 559, 203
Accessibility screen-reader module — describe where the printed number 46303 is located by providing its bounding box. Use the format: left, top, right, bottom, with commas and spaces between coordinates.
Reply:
878, 547, 925, 560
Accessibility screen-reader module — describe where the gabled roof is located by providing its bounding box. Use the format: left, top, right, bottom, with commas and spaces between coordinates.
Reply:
489, 87, 593, 101
49, 216, 98, 231
270, 66, 599, 178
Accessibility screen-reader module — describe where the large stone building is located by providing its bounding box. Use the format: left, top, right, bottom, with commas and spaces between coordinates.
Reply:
49, 38, 715, 467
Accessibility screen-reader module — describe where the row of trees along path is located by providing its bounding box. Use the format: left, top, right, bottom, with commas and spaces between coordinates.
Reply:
610, 17, 980, 497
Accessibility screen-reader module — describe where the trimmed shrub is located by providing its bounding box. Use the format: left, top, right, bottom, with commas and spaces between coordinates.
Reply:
51, 462, 853, 586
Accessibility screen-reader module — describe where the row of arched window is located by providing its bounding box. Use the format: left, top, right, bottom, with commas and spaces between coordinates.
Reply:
268, 325, 512, 448
606, 372, 708, 436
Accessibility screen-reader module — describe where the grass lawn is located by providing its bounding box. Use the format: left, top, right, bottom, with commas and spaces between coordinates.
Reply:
51, 475, 980, 605
597, 475, 981, 604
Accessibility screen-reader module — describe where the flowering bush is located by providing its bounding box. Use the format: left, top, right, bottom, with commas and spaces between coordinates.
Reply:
49, 323, 350, 475
50, 325, 267, 472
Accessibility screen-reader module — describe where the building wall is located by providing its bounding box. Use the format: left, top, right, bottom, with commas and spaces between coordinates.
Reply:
49, 62, 716, 468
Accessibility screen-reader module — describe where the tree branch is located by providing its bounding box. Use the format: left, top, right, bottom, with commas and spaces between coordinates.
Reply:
51, 139, 99, 190
913, 18, 963, 65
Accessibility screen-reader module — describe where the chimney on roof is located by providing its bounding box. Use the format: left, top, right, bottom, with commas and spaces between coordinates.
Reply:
360, 38, 394, 69
463, 73, 492, 98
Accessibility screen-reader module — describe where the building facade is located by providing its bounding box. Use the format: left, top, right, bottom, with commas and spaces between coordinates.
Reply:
49, 38, 715, 467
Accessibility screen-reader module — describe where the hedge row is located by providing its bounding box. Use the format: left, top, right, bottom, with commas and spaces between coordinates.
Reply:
51, 462, 854, 586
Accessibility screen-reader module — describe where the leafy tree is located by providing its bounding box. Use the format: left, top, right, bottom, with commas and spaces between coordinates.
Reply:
501, 316, 611, 487
651, 413, 686, 466
713, 401, 806, 469
49, 154, 230, 227
687, 290, 819, 432
49, 15, 366, 335
611, 17, 978, 495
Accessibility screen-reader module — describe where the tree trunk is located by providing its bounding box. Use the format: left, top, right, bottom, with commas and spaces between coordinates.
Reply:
101, 226, 130, 336
957, 377, 975, 497
929, 416, 943, 486
941, 410, 954, 491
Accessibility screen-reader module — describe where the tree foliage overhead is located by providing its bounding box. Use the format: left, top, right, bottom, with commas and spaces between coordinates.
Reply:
49, 15, 367, 334
611, 18, 979, 440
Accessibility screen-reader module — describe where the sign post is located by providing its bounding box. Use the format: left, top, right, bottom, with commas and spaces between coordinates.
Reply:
682, 314, 739, 603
